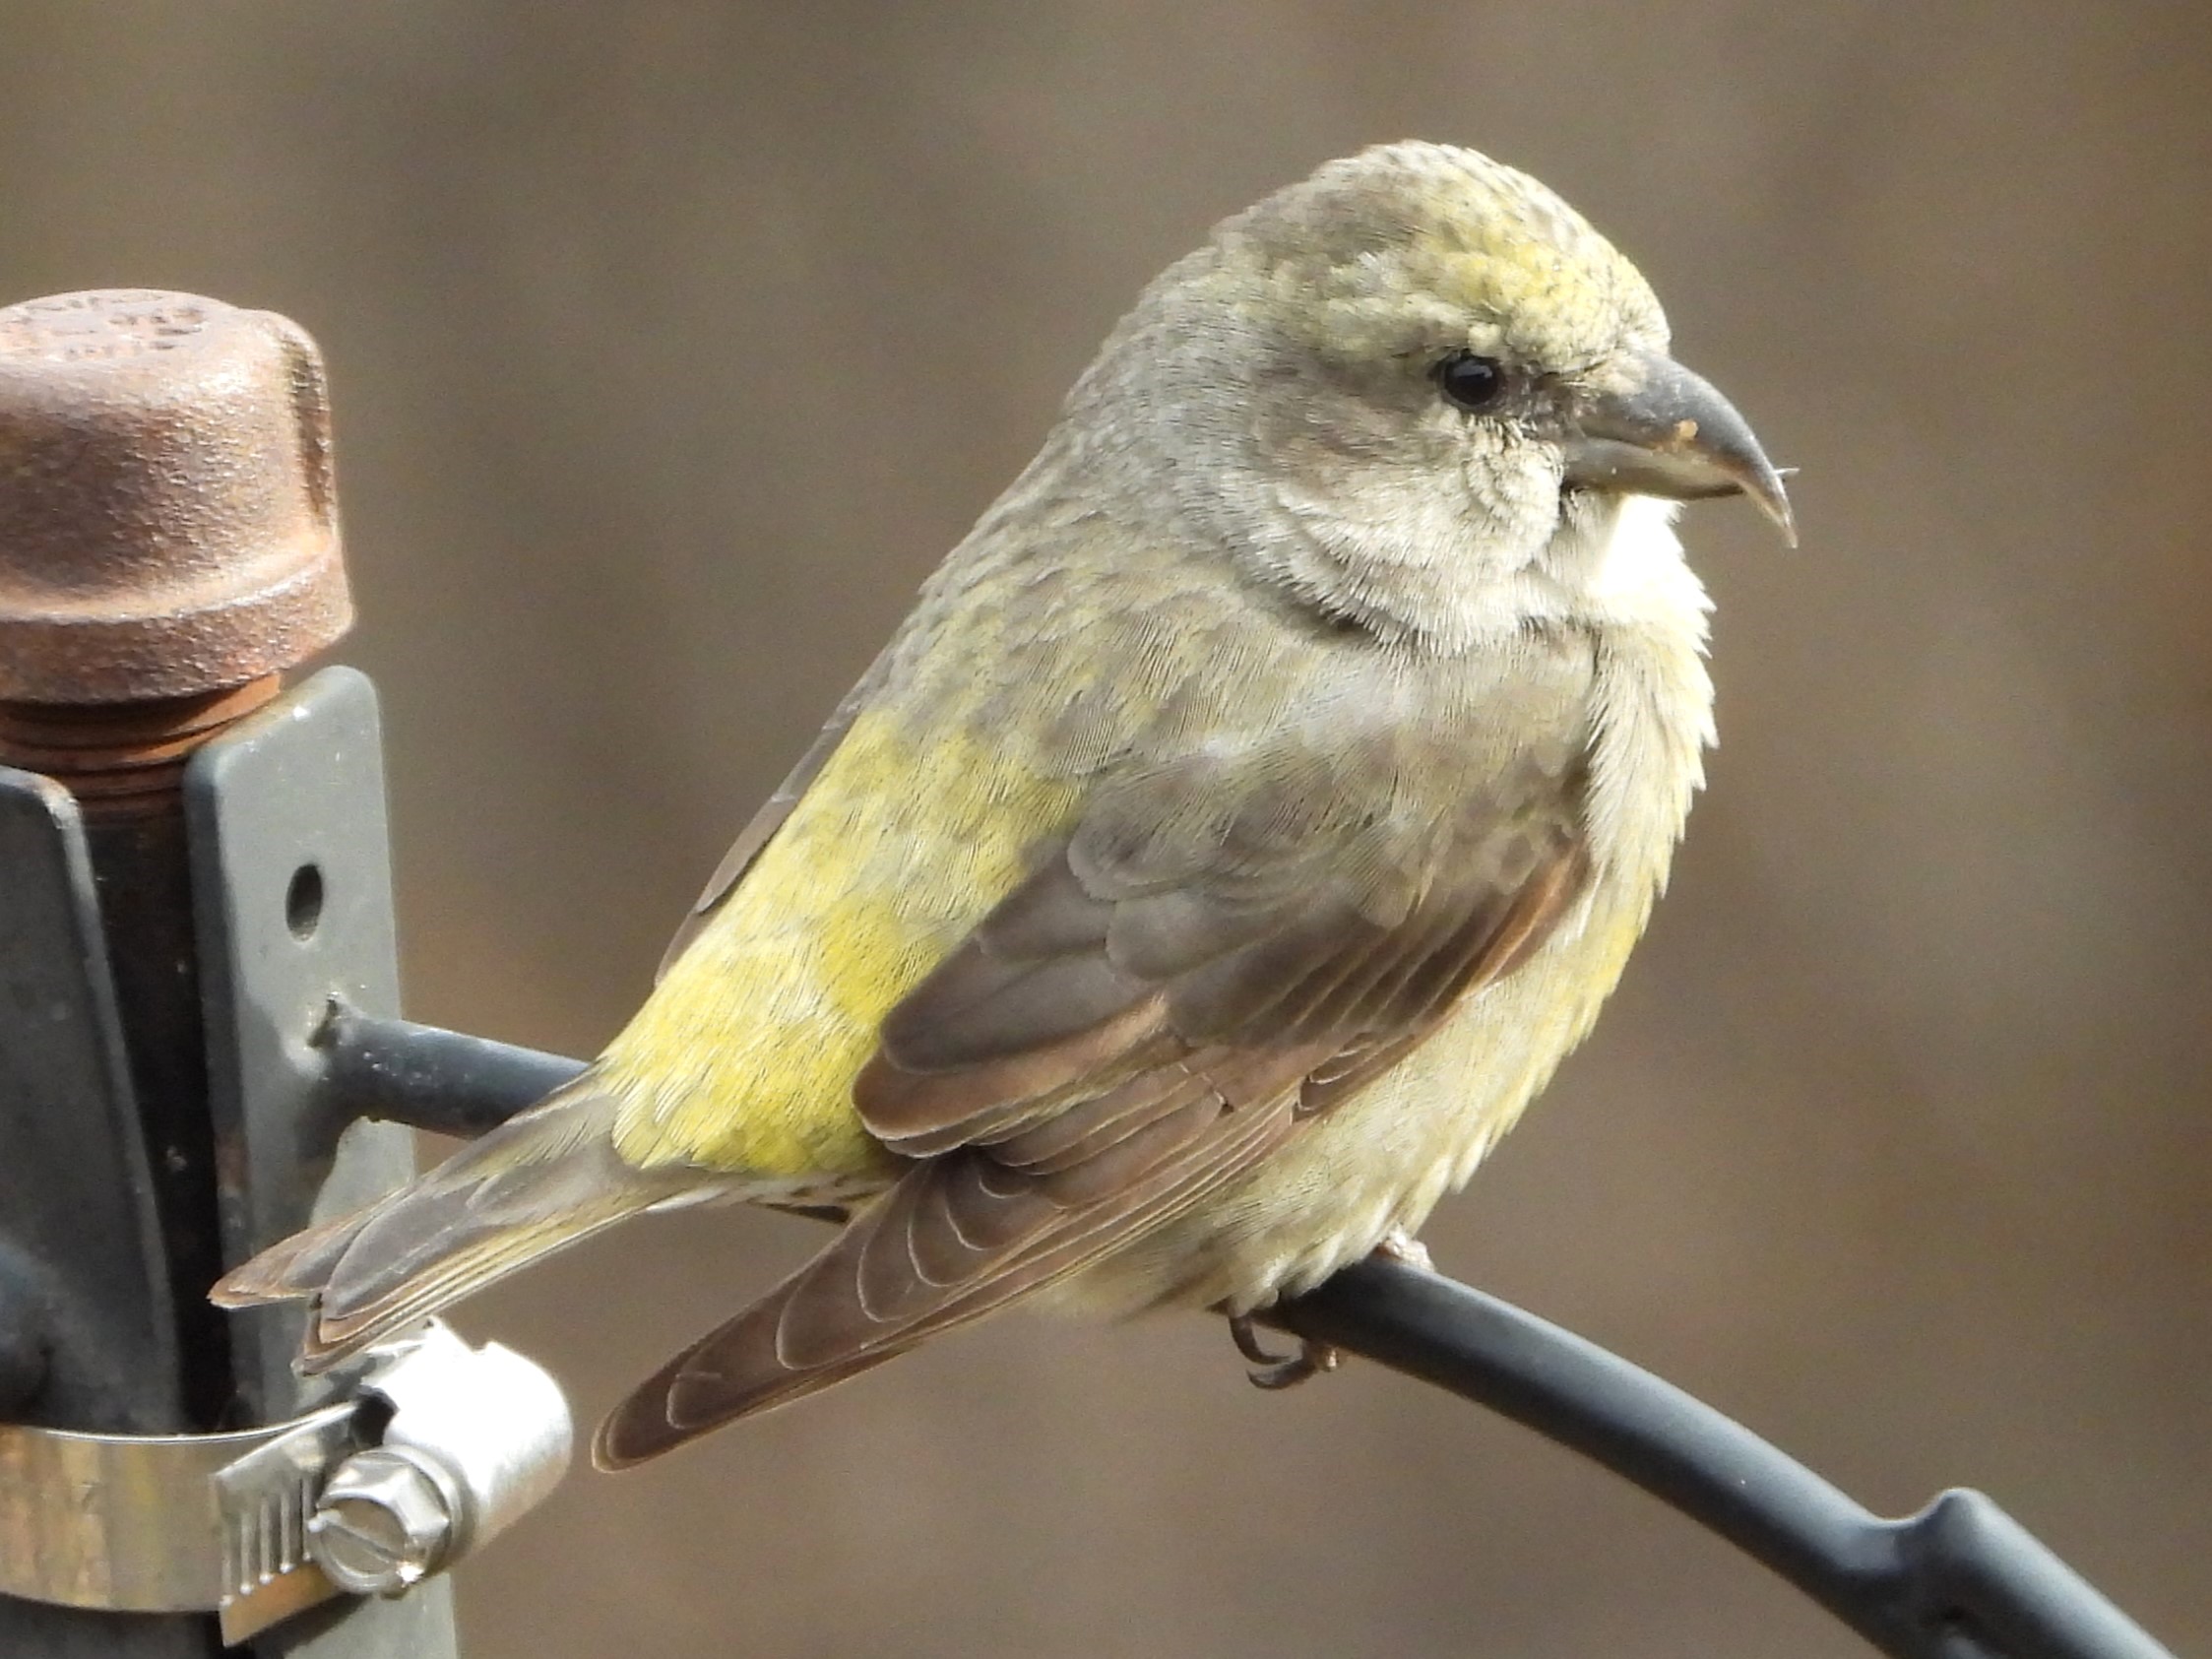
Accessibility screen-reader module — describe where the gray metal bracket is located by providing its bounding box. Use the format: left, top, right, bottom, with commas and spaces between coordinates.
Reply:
311, 1005, 2188, 1659
183, 666, 422, 1424
0, 672, 474, 1656
181, 667, 459, 1658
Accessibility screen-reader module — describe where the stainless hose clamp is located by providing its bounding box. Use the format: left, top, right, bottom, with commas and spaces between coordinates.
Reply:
0, 1321, 570, 1644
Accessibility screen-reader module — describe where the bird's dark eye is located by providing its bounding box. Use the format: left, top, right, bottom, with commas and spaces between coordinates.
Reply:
1436, 351, 1505, 413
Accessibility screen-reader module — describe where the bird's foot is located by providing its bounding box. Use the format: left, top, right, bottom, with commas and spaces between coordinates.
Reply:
1228, 1312, 1340, 1390
1370, 1227, 1433, 1273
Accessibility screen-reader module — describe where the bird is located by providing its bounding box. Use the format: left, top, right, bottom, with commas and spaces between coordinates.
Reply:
215, 140, 1791, 1469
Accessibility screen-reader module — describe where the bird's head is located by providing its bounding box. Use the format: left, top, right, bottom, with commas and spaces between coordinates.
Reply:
1072, 142, 1791, 646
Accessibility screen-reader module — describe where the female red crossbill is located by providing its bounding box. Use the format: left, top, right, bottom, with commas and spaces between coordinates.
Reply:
218, 141, 1790, 1468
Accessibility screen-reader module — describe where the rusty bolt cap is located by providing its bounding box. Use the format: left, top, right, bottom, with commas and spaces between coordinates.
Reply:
0, 289, 351, 703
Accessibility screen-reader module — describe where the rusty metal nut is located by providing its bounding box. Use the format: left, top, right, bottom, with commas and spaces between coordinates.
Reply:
0, 289, 351, 703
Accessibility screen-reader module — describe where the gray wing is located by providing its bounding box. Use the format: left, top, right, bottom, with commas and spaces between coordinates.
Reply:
598, 698, 1594, 1464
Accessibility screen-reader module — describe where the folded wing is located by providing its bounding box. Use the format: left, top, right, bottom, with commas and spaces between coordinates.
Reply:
598, 712, 1593, 1464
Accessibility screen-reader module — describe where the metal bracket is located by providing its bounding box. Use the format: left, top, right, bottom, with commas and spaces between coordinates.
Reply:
0, 641, 2173, 1659
0, 671, 577, 1656
183, 666, 421, 1426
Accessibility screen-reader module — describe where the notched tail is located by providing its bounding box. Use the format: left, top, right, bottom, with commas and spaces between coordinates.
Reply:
212, 1081, 686, 1373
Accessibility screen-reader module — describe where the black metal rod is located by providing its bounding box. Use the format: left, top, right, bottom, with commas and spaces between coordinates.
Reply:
1900, 1491, 2179, 1659
315, 1013, 2179, 1659
1274, 1261, 2174, 1659
318, 1010, 582, 1138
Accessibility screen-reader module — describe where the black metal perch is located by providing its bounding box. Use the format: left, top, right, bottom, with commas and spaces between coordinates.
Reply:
320, 1008, 2175, 1659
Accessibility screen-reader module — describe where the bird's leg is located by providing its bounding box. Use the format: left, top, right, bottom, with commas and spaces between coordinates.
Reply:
1370, 1227, 1433, 1273
1227, 1312, 1341, 1390
1223, 1233, 1432, 1388
1225, 1231, 1428, 1387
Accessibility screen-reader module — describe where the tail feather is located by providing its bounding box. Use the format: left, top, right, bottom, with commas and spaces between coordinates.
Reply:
214, 1082, 689, 1372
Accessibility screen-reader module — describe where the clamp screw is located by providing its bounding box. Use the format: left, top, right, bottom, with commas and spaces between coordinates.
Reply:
306, 1446, 461, 1596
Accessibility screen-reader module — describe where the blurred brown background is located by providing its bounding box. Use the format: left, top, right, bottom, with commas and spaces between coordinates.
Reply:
4, 3, 2208, 1655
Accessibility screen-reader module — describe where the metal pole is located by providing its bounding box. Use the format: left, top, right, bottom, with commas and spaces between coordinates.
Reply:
0, 290, 462, 1656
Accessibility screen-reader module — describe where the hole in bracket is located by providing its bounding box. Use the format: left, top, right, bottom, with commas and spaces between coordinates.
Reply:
285, 862, 325, 941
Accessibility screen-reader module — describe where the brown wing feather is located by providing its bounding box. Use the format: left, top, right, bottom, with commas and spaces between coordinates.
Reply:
596, 1050, 1312, 1466
857, 734, 1591, 1150
600, 727, 1593, 1463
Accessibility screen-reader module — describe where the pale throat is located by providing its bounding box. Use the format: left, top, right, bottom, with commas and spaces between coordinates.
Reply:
1367, 489, 1706, 652
1569, 490, 1718, 894
1528, 491, 1706, 630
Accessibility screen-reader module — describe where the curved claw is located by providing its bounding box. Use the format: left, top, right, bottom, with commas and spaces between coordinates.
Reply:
1228, 1314, 1341, 1389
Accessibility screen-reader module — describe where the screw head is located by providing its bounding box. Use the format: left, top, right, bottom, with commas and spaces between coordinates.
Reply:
0, 289, 351, 703
307, 1447, 458, 1596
